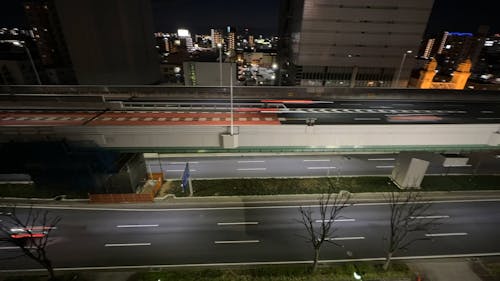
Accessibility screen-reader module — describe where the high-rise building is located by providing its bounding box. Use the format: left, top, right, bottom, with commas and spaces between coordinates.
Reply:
211, 29, 223, 48
26, 0, 160, 85
278, 0, 434, 87
228, 32, 236, 51
433, 28, 487, 76
23, 0, 76, 84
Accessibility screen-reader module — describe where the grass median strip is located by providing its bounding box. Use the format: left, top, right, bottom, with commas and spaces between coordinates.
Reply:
127, 263, 411, 281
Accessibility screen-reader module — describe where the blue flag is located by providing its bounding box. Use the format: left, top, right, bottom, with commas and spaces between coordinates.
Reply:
181, 163, 190, 192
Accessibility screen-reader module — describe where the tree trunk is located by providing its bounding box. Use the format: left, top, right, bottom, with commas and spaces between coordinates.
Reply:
383, 252, 393, 271
311, 248, 321, 273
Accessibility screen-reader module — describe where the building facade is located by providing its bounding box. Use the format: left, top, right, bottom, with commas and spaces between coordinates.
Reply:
278, 0, 434, 87
26, 0, 161, 85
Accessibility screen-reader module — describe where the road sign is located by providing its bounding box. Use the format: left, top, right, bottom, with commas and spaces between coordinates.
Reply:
181, 163, 190, 192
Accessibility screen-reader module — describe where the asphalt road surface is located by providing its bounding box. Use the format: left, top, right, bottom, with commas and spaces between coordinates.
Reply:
1, 200, 500, 270
145, 152, 500, 180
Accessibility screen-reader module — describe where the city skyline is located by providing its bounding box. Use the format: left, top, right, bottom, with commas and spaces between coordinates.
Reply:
1, 0, 499, 36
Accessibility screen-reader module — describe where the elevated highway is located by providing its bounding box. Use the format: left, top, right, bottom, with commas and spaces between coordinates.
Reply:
1, 86, 500, 192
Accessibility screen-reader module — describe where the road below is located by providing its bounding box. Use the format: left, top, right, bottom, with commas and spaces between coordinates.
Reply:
145, 152, 500, 180
1, 200, 500, 271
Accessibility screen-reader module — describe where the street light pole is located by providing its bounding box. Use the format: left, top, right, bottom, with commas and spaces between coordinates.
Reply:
217, 43, 222, 87
394, 50, 412, 88
2, 40, 41, 85
230, 62, 234, 136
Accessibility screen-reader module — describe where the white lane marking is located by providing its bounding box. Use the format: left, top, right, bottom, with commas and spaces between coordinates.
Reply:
0, 246, 36, 250
307, 166, 336, 170
410, 215, 450, 219
217, 222, 259, 226
6, 199, 500, 212
480, 111, 494, 114
315, 219, 355, 223
354, 118, 381, 121
214, 240, 260, 244
325, 236, 365, 241
367, 158, 395, 161
303, 159, 331, 162
236, 168, 267, 171
237, 160, 265, 163
425, 232, 468, 237
116, 224, 159, 228
5, 253, 500, 272
168, 169, 197, 172
105, 243, 151, 247
375, 165, 395, 168
167, 162, 199, 165
443, 164, 472, 167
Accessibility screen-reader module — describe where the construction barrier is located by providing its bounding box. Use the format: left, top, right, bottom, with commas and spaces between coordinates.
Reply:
89, 193, 153, 204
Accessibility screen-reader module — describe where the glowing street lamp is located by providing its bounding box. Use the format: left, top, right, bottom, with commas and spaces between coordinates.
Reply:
394, 50, 413, 88
1, 40, 41, 84
217, 43, 223, 87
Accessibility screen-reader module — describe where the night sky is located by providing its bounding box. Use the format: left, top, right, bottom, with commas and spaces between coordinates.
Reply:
1, 0, 498, 37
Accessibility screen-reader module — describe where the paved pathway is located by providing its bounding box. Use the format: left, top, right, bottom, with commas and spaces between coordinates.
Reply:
408, 259, 483, 281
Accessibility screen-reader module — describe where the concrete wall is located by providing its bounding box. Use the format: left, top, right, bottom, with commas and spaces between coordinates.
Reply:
2, 124, 498, 152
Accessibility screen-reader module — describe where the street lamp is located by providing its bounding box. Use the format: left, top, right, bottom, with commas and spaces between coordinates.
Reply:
230, 62, 234, 135
217, 43, 223, 87
393, 50, 413, 88
1, 40, 41, 85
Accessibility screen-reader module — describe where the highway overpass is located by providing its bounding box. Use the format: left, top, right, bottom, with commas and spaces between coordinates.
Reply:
1, 86, 500, 192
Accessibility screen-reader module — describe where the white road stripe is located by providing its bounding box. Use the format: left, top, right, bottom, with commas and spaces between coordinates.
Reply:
354, 118, 381, 121
376, 165, 395, 168
214, 240, 260, 244
168, 169, 197, 172
116, 224, 159, 228
217, 222, 259, 226
303, 159, 331, 162
443, 164, 472, 167
105, 243, 151, 247
325, 236, 365, 241
237, 160, 265, 163
0, 246, 36, 250
307, 166, 336, 170
410, 215, 449, 219
315, 219, 355, 223
367, 158, 395, 161
425, 232, 468, 237
167, 162, 199, 164
236, 168, 266, 171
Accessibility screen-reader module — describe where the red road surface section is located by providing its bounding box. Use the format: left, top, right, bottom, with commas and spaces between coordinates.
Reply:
0, 111, 281, 126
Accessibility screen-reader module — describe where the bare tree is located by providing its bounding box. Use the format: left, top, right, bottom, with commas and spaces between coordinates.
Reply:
0, 205, 61, 280
383, 191, 440, 270
297, 178, 352, 273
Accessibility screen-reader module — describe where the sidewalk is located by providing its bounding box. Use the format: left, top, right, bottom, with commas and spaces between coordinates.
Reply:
2, 190, 500, 209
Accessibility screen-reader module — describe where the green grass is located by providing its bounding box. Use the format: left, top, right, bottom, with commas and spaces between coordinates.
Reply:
0, 183, 88, 199
127, 263, 411, 281
171, 177, 398, 197
421, 175, 500, 191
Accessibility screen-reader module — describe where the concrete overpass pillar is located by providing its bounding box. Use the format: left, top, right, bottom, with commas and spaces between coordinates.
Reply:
221, 134, 239, 148
488, 131, 500, 146
391, 152, 430, 189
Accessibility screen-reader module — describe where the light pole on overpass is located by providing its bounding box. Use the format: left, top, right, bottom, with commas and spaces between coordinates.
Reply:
217, 43, 223, 87
1, 40, 41, 85
393, 50, 413, 88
